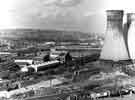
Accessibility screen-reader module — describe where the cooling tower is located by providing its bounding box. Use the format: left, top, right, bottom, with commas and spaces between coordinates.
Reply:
127, 13, 133, 28
127, 13, 135, 60
123, 13, 133, 59
100, 10, 130, 61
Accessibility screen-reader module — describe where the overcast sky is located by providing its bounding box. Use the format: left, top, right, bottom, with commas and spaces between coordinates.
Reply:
0, 0, 135, 33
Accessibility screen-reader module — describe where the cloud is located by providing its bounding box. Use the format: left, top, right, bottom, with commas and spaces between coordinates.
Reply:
84, 10, 105, 17
42, 0, 58, 6
43, 0, 82, 7
3, 0, 106, 33
8, 0, 85, 21
56, 0, 82, 7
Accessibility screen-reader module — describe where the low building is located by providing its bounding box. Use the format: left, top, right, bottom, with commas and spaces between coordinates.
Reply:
50, 49, 72, 63
14, 59, 34, 67
33, 53, 50, 63
0, 61, 20, 72
28, 60, 60, 72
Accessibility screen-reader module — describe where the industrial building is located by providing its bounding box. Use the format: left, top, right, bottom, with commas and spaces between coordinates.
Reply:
49, 49, 72, 63
21, 60, 60, 72
14, 59, 34, 67
0, 61, 20, 72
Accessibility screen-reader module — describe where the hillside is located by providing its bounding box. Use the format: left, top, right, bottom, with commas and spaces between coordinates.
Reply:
0, 29, 102, 42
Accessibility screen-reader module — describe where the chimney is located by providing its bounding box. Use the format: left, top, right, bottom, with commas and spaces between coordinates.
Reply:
127, 13, 135, 60
100, 10, 130, 61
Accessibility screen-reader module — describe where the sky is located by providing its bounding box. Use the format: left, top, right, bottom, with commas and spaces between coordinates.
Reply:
0, 0, 135, 33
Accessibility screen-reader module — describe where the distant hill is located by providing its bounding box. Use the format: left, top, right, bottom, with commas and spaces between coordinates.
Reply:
0, 29, 102, 42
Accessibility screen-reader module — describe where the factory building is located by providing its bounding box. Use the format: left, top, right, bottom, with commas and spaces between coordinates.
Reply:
49, 49, 72, 63
100, 10, 130, 62
21, 60, 60, 72
0, 61, 20, 72
14, 59, 34, 67
29, 60, 60, 72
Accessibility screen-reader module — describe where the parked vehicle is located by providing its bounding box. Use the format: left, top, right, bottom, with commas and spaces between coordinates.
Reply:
120, 88, 130, 95
124, 84, 135, 94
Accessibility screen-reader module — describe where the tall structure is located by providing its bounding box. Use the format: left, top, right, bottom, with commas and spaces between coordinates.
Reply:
127, 13, 133, 28
127, 13, 135, 60
100, 10, 130, 61
123, 13, 133, 59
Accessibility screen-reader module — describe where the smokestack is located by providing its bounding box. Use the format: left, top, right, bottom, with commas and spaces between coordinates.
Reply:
127, 13, 135, 60
100, 10, 130, 61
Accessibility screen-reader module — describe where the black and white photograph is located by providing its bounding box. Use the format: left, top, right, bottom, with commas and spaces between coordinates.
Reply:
0, 0, 135, 100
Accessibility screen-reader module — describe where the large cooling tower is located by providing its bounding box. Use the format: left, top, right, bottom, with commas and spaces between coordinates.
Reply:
100, 10, 130, 61
123, 13, 133, 59
127, 13, 132, 28
128, 13, 135, 60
